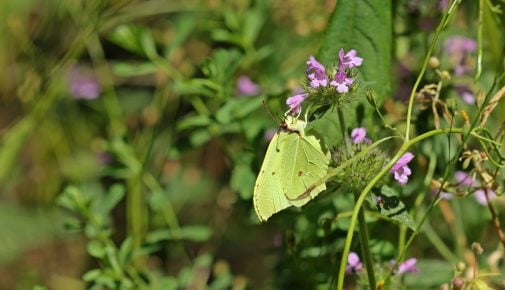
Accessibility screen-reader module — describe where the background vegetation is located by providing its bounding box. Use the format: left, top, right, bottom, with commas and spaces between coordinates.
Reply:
0, 0, 504, 289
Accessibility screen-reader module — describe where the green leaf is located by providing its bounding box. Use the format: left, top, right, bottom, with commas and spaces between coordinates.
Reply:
87, 240, 106, 258
112, 62, 157, 77
319, 0, 392, 98
373, 185, 416, 230
100, 184, 125, 214
146, 225, 213, 243
318, 0, 392, 109
83, 269, 102, 282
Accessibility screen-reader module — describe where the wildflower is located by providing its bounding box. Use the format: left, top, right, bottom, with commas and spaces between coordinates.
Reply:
68, 66, 101, 100
306, 56, 328, 88
390, 152, 415, 185
330, 71, 353, 93
474, 188, 496, 205
444, 36, 477, 76
397, 258, 419, 274
345, 252, 363, 273
339, 49, 363, 69
236, 76, 260, 96
444, 37, 477, 54
286, 93, 308, 115
455, 170, 476, 187
351, 127, 371, 144
455, 86, 475, 105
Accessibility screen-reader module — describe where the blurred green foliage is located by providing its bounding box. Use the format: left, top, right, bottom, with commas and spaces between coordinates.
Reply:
0, 0, 505, 289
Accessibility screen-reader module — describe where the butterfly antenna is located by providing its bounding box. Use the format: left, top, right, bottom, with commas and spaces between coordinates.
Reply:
262, 100, 281, 122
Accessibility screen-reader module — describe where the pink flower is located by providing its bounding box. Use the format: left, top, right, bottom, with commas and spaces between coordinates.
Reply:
474, 188, 496, 205
390, 152, 415, 185
345, 252, 363, 273
68, 66, 101, 100
236, 76, 260, 96
330, 71, 353, 93
444, 37, 477, 54
351, 127, 371, 144
306, 56, 328, 88
286, 93, 308, 115
456, 86, 475, 105
339, 49, 363, 69
455, 171, 475, 187
395, 258, 419, 274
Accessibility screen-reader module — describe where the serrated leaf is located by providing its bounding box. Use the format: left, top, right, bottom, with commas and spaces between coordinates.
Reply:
373, 185, 416, 230
319, 0, 392, 102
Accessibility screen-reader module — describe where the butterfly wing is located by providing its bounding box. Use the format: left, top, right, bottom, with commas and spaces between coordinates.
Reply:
253, 132, 292, 222
281, 134, 330, 207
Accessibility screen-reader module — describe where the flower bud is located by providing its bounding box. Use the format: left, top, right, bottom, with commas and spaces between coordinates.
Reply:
428, 57, 440, 69
452, 277, 464, 290
472, 242, 484, 255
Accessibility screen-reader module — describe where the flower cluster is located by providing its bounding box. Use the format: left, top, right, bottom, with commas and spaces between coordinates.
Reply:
444, 36, 477, 76
433, 171, 497, 205
346, 252, 418, 275
455, 171, 496, 205
286, 49, 363, 114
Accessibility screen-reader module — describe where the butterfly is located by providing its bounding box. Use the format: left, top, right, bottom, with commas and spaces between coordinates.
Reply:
253, 115, 330, 221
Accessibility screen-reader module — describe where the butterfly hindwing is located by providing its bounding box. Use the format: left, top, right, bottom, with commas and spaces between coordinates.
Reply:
253, 132, 291, 222
281, 126, 330, 207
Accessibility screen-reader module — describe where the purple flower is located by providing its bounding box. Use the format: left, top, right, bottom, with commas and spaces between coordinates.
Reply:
306, 56, 328, 88
439, 0, 448, 9
474, 188, 496, 205
397, 258, 419, 274
286, 93, 308, 115
330, 71, 353, 93
345, 252, 363, 273
351, 127, 371, 144
68, 67, 101, 100
455, 171, 476, 187
390, 152, 415, 185
339, 49, 363, 69
444, 37, 477, 54
456, 86, 475, 105
236, 76, 260, 96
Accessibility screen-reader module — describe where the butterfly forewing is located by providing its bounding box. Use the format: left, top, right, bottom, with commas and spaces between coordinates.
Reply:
253, 132, 291, 221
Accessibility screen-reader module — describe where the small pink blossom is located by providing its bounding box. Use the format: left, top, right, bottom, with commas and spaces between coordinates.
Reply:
456, 86, 475, 105
330, 71, 353, 93
286, 93, 308, 115
396, 258, 419, 274
444, 37, 477, 54
68, 66, 101, 100
339, 49, 363, 69
306, 56, 328, 88
351, 127, 371, 144
455, 171, 475, 187
474, 188, 496, 205
390, 152, 415, 185
345, 252, 363, 273
236, 76, 260, 96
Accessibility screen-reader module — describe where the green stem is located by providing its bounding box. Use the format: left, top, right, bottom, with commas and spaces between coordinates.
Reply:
354, 192, 376, 289
336, 127, 464, 290
336, 108, 351, 157
404, 0, 459, 141
335, 106, 375, 288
